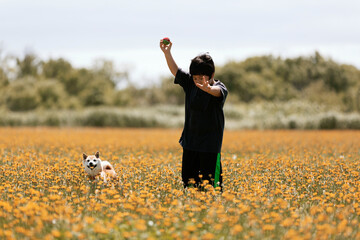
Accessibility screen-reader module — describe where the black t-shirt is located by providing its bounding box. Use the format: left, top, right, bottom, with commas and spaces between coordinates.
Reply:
174, 68, 228, 153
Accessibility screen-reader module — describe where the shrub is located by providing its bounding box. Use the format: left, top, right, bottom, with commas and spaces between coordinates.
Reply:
35, 79, 69, 109
79, 79, 114, 106
319, 115, 337, 129
5, 77, 40, 111
81, 108, 161, 127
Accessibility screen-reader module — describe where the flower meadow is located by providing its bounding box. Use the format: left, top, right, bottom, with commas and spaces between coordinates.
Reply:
0, 128, 359, 240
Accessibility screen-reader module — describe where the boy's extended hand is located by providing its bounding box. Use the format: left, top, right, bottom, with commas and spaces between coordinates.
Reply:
160, 39, 172, 54
195, 76, 222, 97
194, 76, 212, 92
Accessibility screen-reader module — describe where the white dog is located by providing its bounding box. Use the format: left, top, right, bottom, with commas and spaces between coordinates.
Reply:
82, 152, 116, 182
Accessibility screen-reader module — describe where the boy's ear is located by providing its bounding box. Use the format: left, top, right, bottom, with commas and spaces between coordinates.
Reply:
95, 152, 100, 158
83, 153, 87, 160
211, 72, 215, 80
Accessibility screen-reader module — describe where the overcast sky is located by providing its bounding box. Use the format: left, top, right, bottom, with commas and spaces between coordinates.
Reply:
1, 0, 359, 85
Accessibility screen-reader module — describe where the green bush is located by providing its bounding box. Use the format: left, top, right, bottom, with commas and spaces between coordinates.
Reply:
346, 118, 360, 129
79, 78, 115, 106
36, 79, 69, 109
0, 68, 9, 88
80, 108, 161, 127
319, 115, 337, 129
5, 77, 40, 111
0, 104, 359, 129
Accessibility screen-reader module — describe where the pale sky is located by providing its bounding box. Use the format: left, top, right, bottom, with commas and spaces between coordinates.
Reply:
1, 0, 360, 86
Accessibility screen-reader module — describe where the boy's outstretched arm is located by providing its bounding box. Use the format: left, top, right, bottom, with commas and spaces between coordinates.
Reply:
195, 76, 222, 97
160, 39, 178, 76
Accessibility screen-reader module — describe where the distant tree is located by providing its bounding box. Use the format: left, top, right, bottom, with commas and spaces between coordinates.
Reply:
5, 77, 40, 111
35, 79, 69, 109
113, 89, 132, 107
309, 51, 328, 79
0, 68, 8, 88
242, 56, 276, 73
42, 58, 72, 79
159, 77, 184, 105
116, 86, 152, 106
62, 68, 91, 96
16, 53, 40, 78
282, 57, 314, 90
216, 62, 246, 102
92, 59, 128, 87
73, 59, 129, 106
323, 61, 350, 93
216, 60, 292, 102
0, 48, 10, 87
0, 68, 8, 108
79, 77, 115, 106
0, 48, 17, 81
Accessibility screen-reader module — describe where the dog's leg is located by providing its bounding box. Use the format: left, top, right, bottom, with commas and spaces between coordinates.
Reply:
101, 170, 107, 183
100, 163, 108, 183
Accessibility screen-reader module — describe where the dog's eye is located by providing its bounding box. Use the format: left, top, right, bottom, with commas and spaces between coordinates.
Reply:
87, 160, 90, 162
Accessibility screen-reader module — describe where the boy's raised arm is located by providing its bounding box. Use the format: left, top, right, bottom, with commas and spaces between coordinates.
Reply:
160, 39, 178, 77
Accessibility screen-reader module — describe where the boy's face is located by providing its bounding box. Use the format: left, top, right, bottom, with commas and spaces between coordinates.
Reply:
193, 75, 213, 86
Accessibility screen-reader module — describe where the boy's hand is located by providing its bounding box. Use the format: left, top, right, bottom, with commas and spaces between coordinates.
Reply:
195, 76, 222, 97
194, 76, 212, 92
160, 39, 172, 54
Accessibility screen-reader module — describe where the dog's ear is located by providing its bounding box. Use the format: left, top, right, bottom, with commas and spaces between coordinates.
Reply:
95, 152, 100, 158
83, 153, 87, 160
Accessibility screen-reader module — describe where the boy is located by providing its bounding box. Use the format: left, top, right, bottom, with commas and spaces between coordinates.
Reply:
160, 39, 228, 191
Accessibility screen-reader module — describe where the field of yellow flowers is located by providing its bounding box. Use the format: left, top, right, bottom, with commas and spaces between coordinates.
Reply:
0, 128, 359, 240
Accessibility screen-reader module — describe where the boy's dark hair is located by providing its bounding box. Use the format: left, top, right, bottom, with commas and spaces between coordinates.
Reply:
189, 53, 215, 79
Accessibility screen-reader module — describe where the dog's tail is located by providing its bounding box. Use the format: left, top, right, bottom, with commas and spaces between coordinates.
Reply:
102, 162, 117, 178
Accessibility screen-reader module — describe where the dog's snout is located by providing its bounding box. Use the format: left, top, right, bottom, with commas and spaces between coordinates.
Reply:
89, 162, 97, 168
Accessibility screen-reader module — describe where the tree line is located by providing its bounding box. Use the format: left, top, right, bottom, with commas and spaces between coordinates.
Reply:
0, 51, 359, 112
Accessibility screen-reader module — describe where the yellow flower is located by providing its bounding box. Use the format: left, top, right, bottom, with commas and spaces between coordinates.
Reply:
281, 218, 294, 227
94, 224, 109, 234
51, 229, 61, 238
214, 224, 222, 231
326, 206, 334, 213
202, 233, 215, 240
65, 231, 73, 238
186, 225, 197, 232
262, 224, 275, 231
135, 220, 147, 231
231, 224, 243, 235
